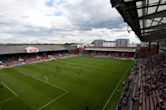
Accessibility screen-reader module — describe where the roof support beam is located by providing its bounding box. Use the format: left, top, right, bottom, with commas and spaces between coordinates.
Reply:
140, 10, 166, 19
137, 4, 166, 9
142, 0, 146, 34
142, 32, 166, 41
124, 0, 144, 3
149, 0, 162, 31
143, 29, 166, 35
141, 23, 166, 30
149, 18, 164, 24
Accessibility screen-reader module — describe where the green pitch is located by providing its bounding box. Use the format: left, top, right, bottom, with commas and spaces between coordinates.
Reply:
0, 56, 134, 110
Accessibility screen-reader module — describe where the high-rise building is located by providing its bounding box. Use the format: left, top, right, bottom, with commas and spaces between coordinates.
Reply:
103, 41, 116, 47
93, 39, 105, 47
115, 39, 129, 47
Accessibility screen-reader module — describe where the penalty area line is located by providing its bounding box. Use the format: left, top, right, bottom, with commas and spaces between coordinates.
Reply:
38, 91, 68, 110
0, 82, 18, 104
17, 70, 68, 92
0, 82, 18, 97
15, 70, 70, 110
0, 96, 17, 104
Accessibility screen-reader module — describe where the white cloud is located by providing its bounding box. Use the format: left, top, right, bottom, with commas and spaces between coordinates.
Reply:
0, 0, 140, 44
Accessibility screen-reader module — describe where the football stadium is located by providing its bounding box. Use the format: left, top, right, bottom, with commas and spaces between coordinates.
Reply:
0, 0, 166, 110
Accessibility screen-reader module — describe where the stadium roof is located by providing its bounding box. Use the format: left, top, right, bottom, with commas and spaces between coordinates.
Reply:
85, 47, 136, 52
110, 0, 166, 41
0, 44, 76, 55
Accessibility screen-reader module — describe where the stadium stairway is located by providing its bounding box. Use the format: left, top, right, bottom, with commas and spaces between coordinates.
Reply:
138, 78, 160, 110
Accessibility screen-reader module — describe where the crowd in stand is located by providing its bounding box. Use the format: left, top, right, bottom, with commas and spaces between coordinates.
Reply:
138, 53, 166, 110
85, 51, 134, 58
0, 51, 75, 68
116, 53, 166, 110
116, 64, 139, 110
116, 81, 131, 110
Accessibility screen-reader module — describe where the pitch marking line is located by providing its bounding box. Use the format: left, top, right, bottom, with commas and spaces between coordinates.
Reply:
38, 91, 68, 110
0, 96, 17, 104
17, 70, 68, 92
0, 82, 18, 104
30, 74, 48, 82
33, 76, 67, 92
1, 82, 18, 97
102, 64, 132, 110
16, 70, 69, 110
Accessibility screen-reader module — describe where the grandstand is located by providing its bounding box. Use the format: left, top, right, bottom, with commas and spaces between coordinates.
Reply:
84, 47, 136, 59
0, 44, 76, 67
110, 0, 166, 110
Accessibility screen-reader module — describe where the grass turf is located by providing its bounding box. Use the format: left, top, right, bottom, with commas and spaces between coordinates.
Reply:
0, 56, 134, 110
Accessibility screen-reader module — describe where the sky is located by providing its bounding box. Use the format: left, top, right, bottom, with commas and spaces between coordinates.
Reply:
0, 0, 141, 44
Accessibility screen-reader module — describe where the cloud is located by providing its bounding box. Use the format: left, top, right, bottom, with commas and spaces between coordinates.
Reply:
0, 0, 141, 44
59, 0, 123, 29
